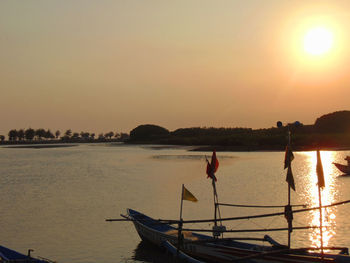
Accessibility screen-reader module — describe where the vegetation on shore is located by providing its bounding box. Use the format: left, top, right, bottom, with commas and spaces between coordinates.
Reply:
2, 111, 350, 151
127, 111, 350, 151
0, 128, 129, 145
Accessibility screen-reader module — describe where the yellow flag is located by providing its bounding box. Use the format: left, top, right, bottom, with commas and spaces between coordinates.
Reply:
182, 186, 198, 202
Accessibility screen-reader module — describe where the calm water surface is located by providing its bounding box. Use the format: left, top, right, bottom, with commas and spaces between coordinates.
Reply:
1, 144, 350, 263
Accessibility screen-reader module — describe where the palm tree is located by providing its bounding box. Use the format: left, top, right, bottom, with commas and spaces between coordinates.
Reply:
0, 135, 5, 142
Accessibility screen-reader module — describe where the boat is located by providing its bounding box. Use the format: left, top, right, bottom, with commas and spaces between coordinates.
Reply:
333, 156, 350, 175
125, 208, 350, 263
0, 245, 54, 263
109, 143, 350, 262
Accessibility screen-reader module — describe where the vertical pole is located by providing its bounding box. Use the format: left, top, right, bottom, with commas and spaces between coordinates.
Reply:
177, 184, 184, 254
318, 186, 324, 256
287, 129, 292, 248
287, 185, 291, 248
213, 180, 217, 228
180, 184, 184, 221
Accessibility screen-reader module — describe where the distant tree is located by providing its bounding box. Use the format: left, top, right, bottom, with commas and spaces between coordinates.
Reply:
315, 111, 350, 133
80, 132, 90, 140
25, 128, 35, 140
72, 132, 80, 139
114, 132, 120, 139
105, 131, 114, 139
129, 124, 169, 141
98, 133, 105, 140
0, 135, 5, 142
8, 129, 18, 141
17, 129, 25, 141
35, 128, 46, 140
55, 130, 61, 139
90, 133, 95, 140
65, 129, 72, 138
45, 129, 55, 139
120, 133, 129, 141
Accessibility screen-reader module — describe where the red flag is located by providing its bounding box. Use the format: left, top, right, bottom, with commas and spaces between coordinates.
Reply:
206, 151, 219, 181
284, 145, 294, 170
284, 145, 296, 191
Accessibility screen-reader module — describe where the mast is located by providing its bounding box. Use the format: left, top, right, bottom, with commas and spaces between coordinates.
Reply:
206, 151, 224, 238
284, 129, 295, 248
318, 184, 324, 255
316, 150, 325, 256
287, 131, 292, 248
177, 184, 184, 254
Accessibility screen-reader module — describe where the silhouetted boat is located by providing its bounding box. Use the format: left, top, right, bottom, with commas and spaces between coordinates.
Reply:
126, 208, 350, 263
0, 245, 54, 263
333, 156, 350, 175
110, 149, 350, 262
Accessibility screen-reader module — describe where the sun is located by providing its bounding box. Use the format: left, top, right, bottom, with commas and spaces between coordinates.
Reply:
303, 27, 334, 56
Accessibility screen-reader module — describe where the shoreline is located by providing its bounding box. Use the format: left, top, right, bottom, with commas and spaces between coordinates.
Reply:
3, 144, 79, 149
1, 140, 350, 152
190, 145, 350, 152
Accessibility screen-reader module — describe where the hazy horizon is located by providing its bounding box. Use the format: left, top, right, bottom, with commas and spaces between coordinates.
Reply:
1, 1, 350, 136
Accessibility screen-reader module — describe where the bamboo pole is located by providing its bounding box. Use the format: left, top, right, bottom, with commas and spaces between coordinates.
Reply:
217, 203, 305, 208
287, 185, 291, 248
175, 225, 323, 233
105, 199, 350, 224
177, 184, 185, 254
178, 199, 350, 224
318, 186, 324, 256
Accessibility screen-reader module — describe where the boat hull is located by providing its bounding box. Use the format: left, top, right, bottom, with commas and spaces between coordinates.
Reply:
127, 209, 350, 263
333, 163, 350, 174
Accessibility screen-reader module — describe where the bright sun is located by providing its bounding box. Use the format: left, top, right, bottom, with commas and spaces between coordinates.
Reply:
303, 27, 334, 56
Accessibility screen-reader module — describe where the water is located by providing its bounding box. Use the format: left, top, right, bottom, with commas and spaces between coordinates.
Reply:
1, 144, 350, 263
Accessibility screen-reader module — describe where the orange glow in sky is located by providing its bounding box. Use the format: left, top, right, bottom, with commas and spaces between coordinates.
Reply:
0, 1, 349, 135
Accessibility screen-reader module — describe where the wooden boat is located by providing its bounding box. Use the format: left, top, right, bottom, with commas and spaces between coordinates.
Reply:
126, 208, 350, 263
333, 162, 350, 175
110, 147, 350, 263
333, 157, 350, 175
0, 245, 54, 263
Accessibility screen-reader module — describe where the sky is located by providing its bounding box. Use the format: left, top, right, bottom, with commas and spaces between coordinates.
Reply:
1, 0, 350, 135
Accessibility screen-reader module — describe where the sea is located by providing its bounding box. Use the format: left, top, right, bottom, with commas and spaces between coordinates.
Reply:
1, 143, 350, 263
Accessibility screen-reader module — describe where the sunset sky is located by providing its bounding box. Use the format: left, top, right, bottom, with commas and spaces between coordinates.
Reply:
1, 1, 350, 135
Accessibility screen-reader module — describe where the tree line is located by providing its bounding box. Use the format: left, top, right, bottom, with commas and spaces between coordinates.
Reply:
127, 111, 350, 150
0, 128, 129, 142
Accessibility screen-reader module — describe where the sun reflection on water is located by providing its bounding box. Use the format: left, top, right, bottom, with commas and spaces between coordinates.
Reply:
302, 151, 337, 249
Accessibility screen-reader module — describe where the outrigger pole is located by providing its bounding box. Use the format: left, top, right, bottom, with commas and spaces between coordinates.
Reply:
107, 199, 350, 224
